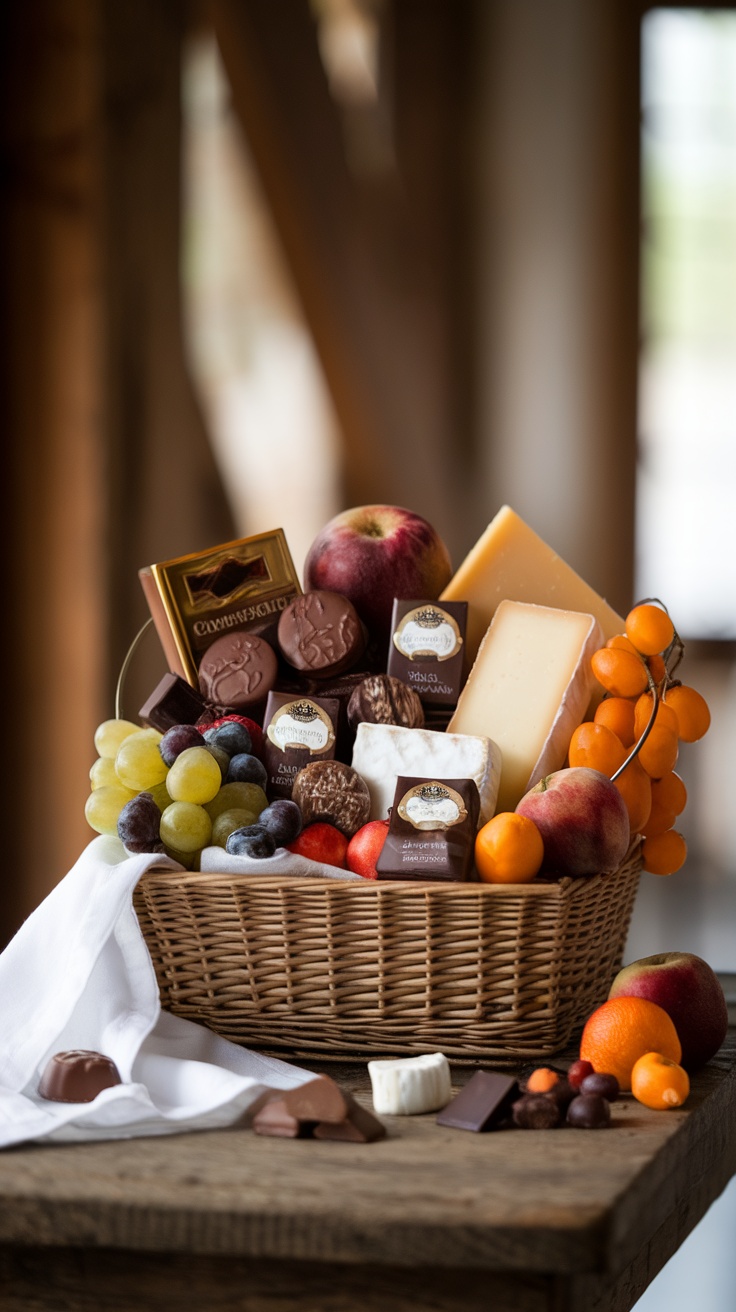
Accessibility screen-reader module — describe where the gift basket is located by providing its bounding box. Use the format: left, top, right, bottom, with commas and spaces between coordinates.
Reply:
85, 505, 709, 1063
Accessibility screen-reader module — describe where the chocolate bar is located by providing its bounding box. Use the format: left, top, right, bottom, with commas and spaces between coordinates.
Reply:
375, 776, 480, 882
139, 529, 301, 684
262, 691, 339, 801
138, 672, 212, 731
387, 599, 468, 709
436, 1070, 519, 1131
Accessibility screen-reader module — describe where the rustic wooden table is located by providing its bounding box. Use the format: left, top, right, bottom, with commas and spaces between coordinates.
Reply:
0, 1027, 733, 1312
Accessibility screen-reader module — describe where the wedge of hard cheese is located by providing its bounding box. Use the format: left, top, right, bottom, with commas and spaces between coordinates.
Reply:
351, 722, 502, 826
440, 504, 623, 667
447, 600, 603, 814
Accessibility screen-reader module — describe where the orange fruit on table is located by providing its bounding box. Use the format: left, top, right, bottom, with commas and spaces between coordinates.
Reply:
625, 604, 675, 656
641, 828, 687, 876
591, 647, 649, 698
631, 1051, 690, 1109
594, 697, 637, 748
474, 812, 544, 884
663, 684, 711, 742
579, 995, 682, 1091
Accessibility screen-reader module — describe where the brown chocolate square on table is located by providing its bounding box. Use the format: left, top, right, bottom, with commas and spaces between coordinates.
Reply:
436, 1071, 519, 1132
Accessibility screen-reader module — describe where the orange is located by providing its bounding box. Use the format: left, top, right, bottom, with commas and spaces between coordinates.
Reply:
613, 755, 652, 834
474, 812, 544, 884
594, 697, 637, 748
663, 684, 711, 742
641, 828, 687, 876
631, 1051, 690, 1109
625, 603, 675, 656
579, 995, 681, 1090
591, 648, 649, 699
568, 721, 627, 775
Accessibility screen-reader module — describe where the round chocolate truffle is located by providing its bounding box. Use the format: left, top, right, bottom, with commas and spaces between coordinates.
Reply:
198, 632, 278, 712
278, 590, 366, 678
346, 674, 424, 732
292, 760, 371, 838
38, 1050, 122, 1103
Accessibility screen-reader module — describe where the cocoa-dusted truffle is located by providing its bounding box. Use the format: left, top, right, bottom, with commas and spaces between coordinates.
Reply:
346, 674, 424, 732
292, 760, 371, 837
39, 1050, 122, 1103
511, 1093, 561, 1129
278, 591, 366, 677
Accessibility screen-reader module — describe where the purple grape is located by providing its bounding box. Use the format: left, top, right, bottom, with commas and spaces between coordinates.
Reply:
159, 723, 205, 767
206, 743, 230, 781
208, 721, 252, 758
117, 792, 163, 853
226, 753, 268, 789
226, 825, 276, 859
580, 1072, 620, 1102
258, 799, 303, 846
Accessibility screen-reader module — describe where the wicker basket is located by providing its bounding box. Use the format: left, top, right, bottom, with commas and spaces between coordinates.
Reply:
133, 842, 641, 1065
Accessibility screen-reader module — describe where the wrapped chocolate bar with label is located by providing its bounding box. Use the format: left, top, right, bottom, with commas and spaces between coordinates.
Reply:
375, 775, 480, 882
262, 691, 339, 801
139, 529, 301, 684
387, 600, 468, 715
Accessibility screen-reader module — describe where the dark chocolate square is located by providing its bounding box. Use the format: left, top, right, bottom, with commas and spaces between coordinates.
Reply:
435, 1070, 519, 1132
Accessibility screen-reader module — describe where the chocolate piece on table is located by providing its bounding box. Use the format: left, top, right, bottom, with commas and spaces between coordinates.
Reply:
291, 759, 371, 838
313, 1094, 386, 1143
375, 775, 480, 883
38, 1050, 122, 1104
278, 591, 366, 679
262, 691, 339, 801
346, 674, 424, 733
387, 599, 468, 709
251, 1097, 310, 1139
512, 1094, 562, 1130
436, 1070, 519, 1132
139, 671, 210, 732
198, 631, 278, 715
282, 1076, 349, 1124
566, 1093, 611, 1128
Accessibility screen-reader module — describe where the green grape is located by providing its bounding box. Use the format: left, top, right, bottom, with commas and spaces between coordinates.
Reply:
85, 784, 137, 836
166, 746, 221, 805
159, 802, 212, 854
205, 781, 268, 823
94, 718, 140, 760
115, 730, 169, 791
148, 780, 172, 813
211, 807, 262, 848
89, 757, 118, 790
162, 844, 199, 870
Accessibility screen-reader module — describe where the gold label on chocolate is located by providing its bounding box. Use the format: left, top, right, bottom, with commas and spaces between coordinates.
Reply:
397, 781, 468, 831
266, 700, 336, 755
392, 606, 463, 662
139, 529, 301, 684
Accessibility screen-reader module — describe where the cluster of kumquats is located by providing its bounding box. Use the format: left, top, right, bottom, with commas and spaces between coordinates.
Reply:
567, 600, 711, 877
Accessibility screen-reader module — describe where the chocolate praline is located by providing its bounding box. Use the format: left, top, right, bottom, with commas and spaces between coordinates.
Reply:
346, 674, 424, 732
38, 1050, 122, 1103
278, 591, 366, 678
198, 631, 277, 712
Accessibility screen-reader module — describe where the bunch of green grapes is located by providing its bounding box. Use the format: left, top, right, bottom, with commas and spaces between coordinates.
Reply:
85, 718, 301, 866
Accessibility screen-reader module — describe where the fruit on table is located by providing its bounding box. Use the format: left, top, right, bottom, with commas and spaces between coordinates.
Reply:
630, 1052, 690, 1109
566, 1059, 594, 1090
579, 995, 681, 1090
346, 819, 390, 879
565, 1093, 611, 1128
474, 812, 544, 884
303, 505, 452, 647
515, 767, 630, 878
579, 1072, 620, 1101
608, 951, 729, 1071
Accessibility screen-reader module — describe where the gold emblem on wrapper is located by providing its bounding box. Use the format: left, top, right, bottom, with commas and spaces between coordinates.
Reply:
392, 606, 463, 662
266, 699, 336, 755
397, 781, 468, 831
139, 529, 301, 685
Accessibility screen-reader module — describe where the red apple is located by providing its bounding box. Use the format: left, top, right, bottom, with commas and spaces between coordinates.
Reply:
515, 767, 630, 878
346, 819, 390, 879
303, 505, 452, 648
608, 952, 728, 1072
287, 822, 348, 869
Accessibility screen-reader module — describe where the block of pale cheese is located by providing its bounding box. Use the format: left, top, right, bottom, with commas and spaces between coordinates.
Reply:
368, 1053, 452, 1115
351, 722, 501, 826
441, 504, 623, 667
447, 600, 603, 814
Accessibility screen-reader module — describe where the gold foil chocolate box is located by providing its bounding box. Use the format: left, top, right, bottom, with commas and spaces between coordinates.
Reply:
139, 530, 302, 684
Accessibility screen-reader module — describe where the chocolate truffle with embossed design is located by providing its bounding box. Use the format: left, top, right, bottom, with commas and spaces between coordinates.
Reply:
346, 673, 424, 733
277, 590, 366, 678
197, 631, 278, 713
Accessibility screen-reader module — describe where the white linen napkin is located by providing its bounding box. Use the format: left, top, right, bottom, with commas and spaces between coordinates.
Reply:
0, 836, 315, 1148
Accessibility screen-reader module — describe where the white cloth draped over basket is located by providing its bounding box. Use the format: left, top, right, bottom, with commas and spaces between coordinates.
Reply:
0, 837, 315, 1149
